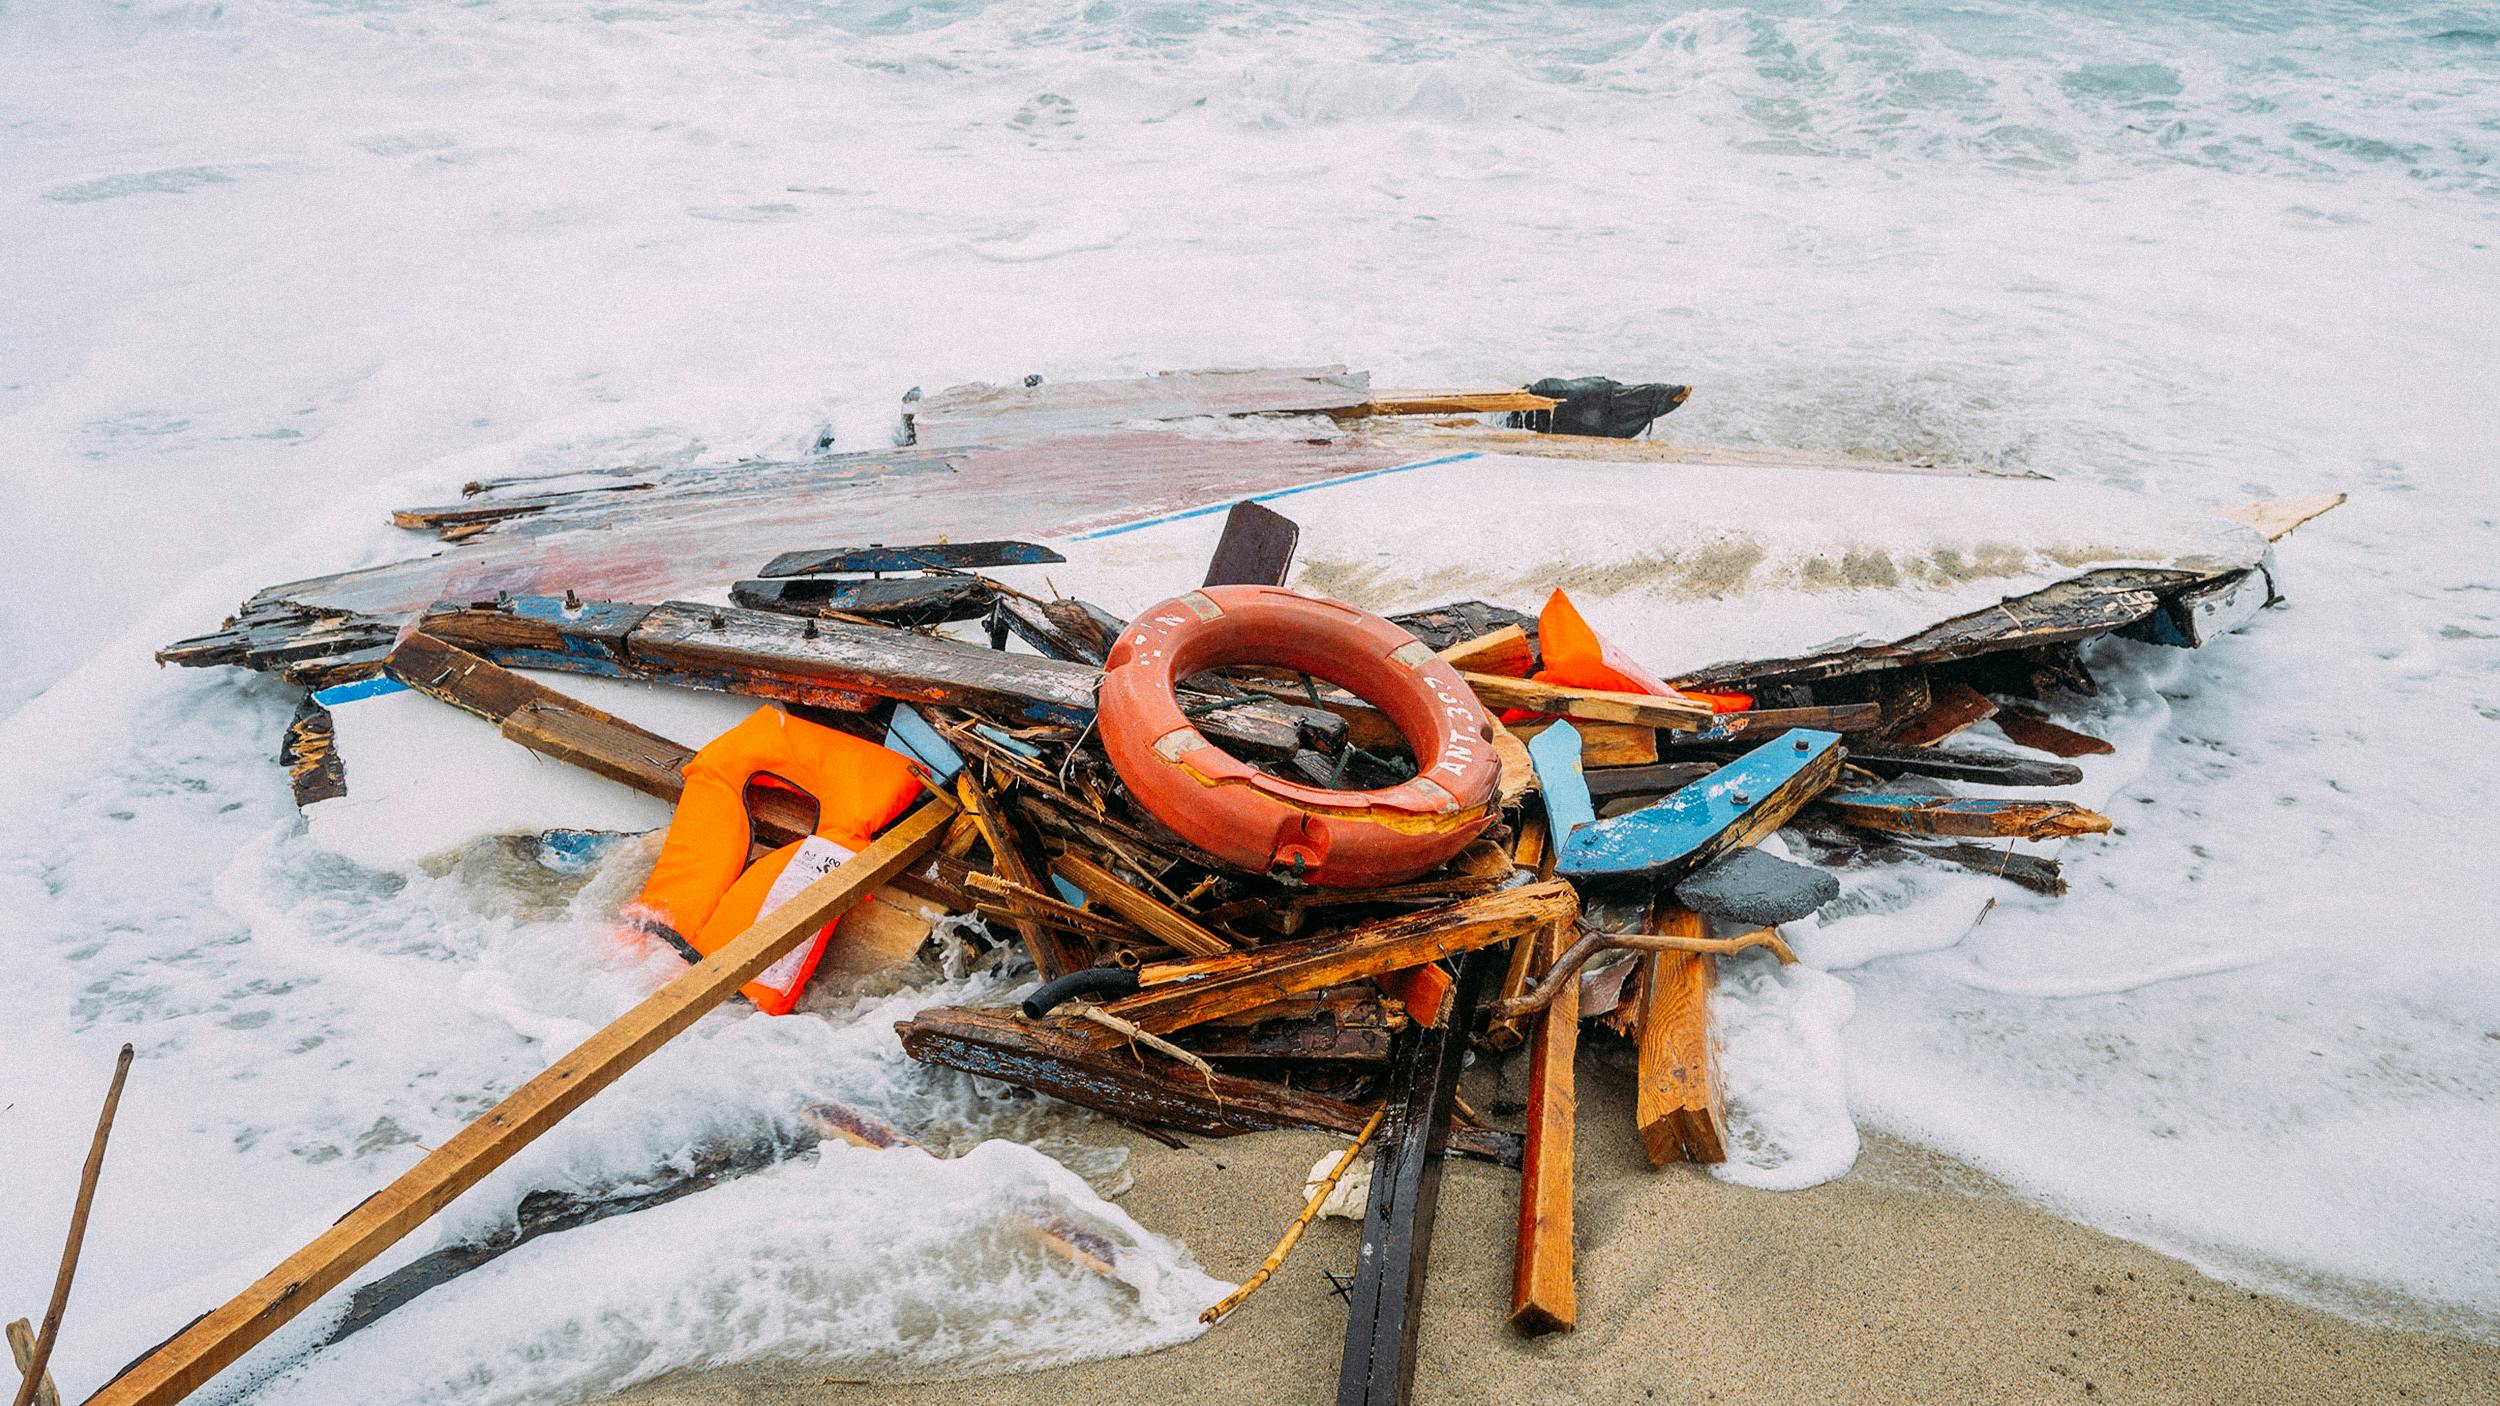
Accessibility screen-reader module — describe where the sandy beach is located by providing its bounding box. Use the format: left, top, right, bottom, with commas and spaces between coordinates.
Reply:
604, 1056, 2500, 1406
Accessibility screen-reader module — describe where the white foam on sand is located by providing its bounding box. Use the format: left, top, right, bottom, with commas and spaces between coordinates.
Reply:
6, 0, 2499, 1398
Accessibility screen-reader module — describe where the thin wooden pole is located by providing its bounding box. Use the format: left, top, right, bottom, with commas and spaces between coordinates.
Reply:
14, 1043, 132, 1406
1200, 1106, 1385, 1325
86, 800, 950, 1406
7, 1321, 61, 1406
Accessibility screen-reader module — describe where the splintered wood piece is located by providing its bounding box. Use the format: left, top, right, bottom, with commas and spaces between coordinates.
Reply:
1102, 882, 1577, 1037
1785, 740, 2081, 789
1817, 793, 2112, 841
1478, 819, 1549, 1053
730, 576, 995, 627
1990, 706, 2115, 758
1510, 717, 1658, 766
1489, 722, 1535, 806
2217, 493, 2344, 542
14, 1044, 132, 1406
1344, 389, 1562, 418
758, 540, 1064, 578
956, 773, 1087, 980
7, 1320, 60, 1406
1463, 673, 1715, 732
1682, 701, 1885, 740
88, 803, 950, 1406
895, 1005, 1514, 1161
1547, 727, 1845, 882
1888, 680, 1999, 747
1049, 852, 1236, 958
1378, 963, 1454, 1027
1337, 948, 1501, 1406
1510, 919, 1578, 1336
1635, 902, 1726, 1166
1202, 500, 1301, 588
1437, 625, 1535, 677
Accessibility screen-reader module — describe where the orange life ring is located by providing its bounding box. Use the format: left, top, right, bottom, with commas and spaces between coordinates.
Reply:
627, 707, 925, 1015
1097, 585, 1500, 889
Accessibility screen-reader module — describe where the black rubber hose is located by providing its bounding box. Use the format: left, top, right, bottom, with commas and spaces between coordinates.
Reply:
1020, 966, 1142, 1019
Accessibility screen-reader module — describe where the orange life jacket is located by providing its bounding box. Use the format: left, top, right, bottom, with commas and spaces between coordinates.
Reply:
1529, 588, 1752, 714
627, 707, 925, 1015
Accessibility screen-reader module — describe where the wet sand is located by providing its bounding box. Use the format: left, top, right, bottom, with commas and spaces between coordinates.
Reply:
604, 1058, 2500, 1406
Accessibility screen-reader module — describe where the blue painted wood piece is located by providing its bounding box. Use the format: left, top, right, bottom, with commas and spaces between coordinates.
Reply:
973, 723, 1048, 761
1525, 721, 1596, 847
882, 703, 965, 786
1554, 729, 1844, 880
1050, 874, 1090, 908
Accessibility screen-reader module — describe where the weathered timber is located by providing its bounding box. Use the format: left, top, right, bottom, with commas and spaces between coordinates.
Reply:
1887, 681, 1999, 747
1826, 741, 2084, 789
757, 541, 1064, 578
420, 596, 1314, 759
1512, 717, 1658, 766
1337, 948, 1501, 1406
1816, 792, 2112, 841
2122, 560, 2274, 648
993, 596, 1107, 664
1990, 705, 2115, 758
1202, 500, 1300, 588
2218, 493, 2344, 542
957, 772, 1087, 980
1182, 1004, 1400, 1063
896, 1004, 1515, 1161
1338, 389, 1561, 419
1437, 625, 1534, 677
1635, 902, 1726, 1166
1095, 882, 1578, 1037
1388, 601, 1535, 652
1510, 918, 1577, 1336
1675, 570, 2177, 689
86, 803, 951, 1406
1462, 672, 1715, 732
278, 695, 346, 806
1048, 852, 1236, 958
7, 1320, 59, 1406
1540, 725, 1845, 883
1682, 701, 1885, 741
14, 1044, 132, 1406
730, 576, 995, 627
1582, 761, 1717, 805
1792, 823, 2067, 897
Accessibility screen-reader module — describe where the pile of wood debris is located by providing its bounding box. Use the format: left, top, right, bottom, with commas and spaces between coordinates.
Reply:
107, 368, 2339, 1406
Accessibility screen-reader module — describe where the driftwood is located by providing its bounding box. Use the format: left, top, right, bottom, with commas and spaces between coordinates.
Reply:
895, 1005, 1516, 1162
1461, 673, 1715, 732
1091, 882, 1578, 1037
1634, 903, 1726, 1166
1202, 500, 1300, 588
730, 576, 996, 627
1337, 948, 1500, 1406
1888, 681, 1999, 747
1816, 793, 2112, 841
6, 1321, 59, 1406
757, 541, 1063, 578
88, 804, 951, 1406
13, 1045, 133, 1406
1200, 1107, 1386, 1326
1990, 705, 2114, 758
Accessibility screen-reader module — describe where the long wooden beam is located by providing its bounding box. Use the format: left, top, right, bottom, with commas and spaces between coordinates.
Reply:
1634, 902, 1726, 1166
1461, 673, 1715, 732
88, 801, 952, 1406
1048, 852, 1236, 958
1337, 948, 1500, 1406
1816, 792, 2112, 841
1509, 919, 1578, 1335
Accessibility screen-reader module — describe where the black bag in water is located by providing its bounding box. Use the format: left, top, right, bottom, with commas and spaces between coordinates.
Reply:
1509, 376, 1691, 438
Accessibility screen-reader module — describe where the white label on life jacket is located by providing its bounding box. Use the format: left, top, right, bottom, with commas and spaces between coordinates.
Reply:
753, 836, 858, 1000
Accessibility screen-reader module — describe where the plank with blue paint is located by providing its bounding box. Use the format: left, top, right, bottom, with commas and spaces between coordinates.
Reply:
1814, 792, 2111, 841
882, 704, 965, 787
1531, 723, 1845, 882
731, 575, 995, 626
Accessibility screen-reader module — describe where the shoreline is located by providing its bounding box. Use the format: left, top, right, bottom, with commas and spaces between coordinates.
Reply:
600, 1057, 2500, 1406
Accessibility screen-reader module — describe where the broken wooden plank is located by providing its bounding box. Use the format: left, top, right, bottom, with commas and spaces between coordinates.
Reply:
1509, 918, 1577, 1337
1339, 389, 1561, 419
7, 1319, 60, 1406
1582, 761, 1717, 806
2123, 561, 2274, 648
1462, 672, 1715, 732
1889, 681, 1999, 748
1337, 947, 1500, 1406
89, 801, 951, 1406
1990, 705, 2114, 758
2218, 492, 2344, 542
1830, 741, 2084, 789
729, 576, 995, 626
420, 596, 1317, 760
957, 772, 1087, 981
1202, 500, 1300, 588
896, 1004, 1514, 1161
1817, 793, 2112, 841
279, 695, 346, 806
1792, 822, 2067, 896
758, 541, 1064, 578
1387, 601, 1535, 652
1512, 717, 1658, 766
1681, 701, 1884, 742
1436, 625, 1534, 677
1048, 852, 1235, 958
1634, 901, 1726, 1166
1096, 882, 1577, 1038
1541, 726, 1845, 883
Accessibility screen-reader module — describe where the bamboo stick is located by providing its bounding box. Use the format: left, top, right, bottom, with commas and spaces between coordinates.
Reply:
1200, 1107, 1387, 1325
